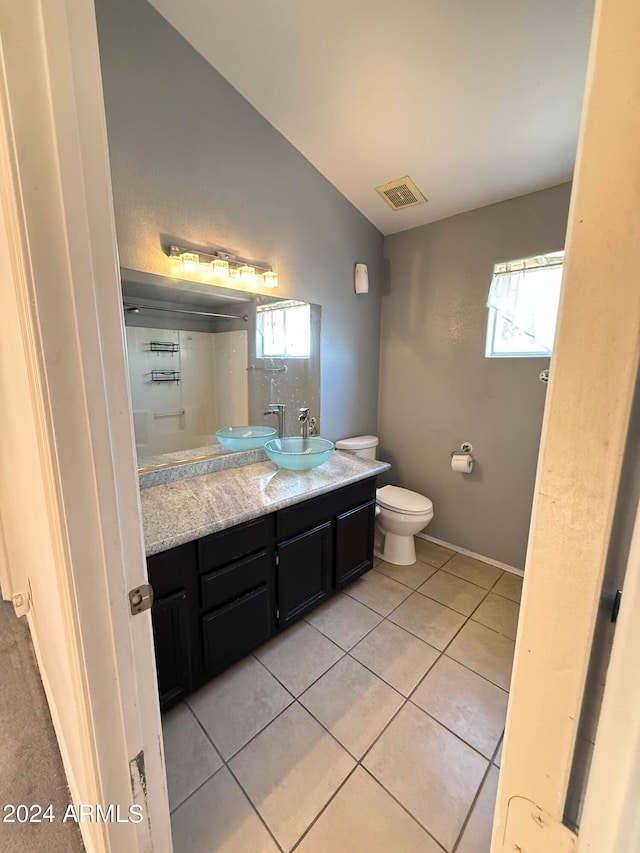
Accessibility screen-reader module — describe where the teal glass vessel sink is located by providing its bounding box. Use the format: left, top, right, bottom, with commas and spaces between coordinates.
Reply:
264, 437, 335, 470
216, 426, 277, 451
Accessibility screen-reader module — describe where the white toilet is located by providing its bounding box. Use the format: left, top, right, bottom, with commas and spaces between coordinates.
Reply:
335, 436, 434, 566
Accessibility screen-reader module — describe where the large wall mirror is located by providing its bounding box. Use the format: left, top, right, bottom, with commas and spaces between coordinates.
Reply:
121, 268, 321, 470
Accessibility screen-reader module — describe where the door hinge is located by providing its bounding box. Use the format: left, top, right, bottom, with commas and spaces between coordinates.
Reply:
611, 589, 622, 623
12, 590, 31, 617
275, 554, 279, 567
129, 583, 154, 615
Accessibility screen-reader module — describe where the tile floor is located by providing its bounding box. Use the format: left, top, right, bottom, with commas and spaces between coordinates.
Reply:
164, 540, 523, 852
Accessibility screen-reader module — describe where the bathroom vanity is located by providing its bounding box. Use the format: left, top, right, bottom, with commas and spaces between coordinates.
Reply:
141, 453, 389, 711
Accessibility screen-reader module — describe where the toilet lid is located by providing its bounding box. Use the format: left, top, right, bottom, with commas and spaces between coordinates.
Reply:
377, 485, 433, 515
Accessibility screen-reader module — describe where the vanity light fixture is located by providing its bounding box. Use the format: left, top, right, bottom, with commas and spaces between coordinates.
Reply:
168, 245, 278, 289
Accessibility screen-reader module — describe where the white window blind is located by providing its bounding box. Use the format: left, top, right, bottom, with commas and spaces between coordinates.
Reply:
486, 252, 563, 357
256, 301, 311, 358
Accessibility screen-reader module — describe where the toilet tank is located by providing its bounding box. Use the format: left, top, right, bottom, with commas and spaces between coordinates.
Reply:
335, 435, 379, 460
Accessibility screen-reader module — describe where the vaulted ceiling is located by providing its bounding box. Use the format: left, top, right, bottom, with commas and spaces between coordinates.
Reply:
147, 0, 594, 235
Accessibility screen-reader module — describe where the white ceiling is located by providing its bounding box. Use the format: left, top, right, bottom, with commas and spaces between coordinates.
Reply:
147, 0, 594, 235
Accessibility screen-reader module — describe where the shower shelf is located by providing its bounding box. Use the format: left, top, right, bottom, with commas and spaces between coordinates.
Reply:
149, 341, 179, 353
150, 370, 181, 383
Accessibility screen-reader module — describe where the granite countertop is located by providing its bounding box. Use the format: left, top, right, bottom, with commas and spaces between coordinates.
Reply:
141, 451, 390, 556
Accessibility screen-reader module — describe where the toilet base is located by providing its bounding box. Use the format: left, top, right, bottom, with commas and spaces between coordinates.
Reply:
381, 531, 417, 566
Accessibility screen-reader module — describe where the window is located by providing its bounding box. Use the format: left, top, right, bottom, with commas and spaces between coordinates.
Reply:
485, 251, 563, 358
256, 301, 311, 358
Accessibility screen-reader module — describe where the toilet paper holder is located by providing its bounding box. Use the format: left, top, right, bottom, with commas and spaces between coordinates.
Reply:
451, 442, 474, 473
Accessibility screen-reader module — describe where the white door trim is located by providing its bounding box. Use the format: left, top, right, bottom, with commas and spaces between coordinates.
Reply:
492, 0, 640, 847
0, 1, 171, 850
577, 495, 640, 852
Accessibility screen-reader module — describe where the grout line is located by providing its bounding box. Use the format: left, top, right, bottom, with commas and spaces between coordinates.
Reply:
413, 578, 492, 617
403, 696, 502, 763
437, 652, 511, 695
168, 562, 516, 849
288, 764, 360, 851
450, 758, 495, 853
223, 759, 286, 852
349, 641, 443, 699
356, 764, 448, 852
415, 532, 524, 577
168, 761, 228, 817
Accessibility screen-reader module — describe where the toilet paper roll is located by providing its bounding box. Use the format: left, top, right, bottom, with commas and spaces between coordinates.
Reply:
451, 452, 474, 473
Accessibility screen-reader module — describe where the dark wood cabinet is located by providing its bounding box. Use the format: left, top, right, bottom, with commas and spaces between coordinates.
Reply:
277, 521, 332, 627
147, 477, 377, 710
147, 542, 201, 711
335, 500, 376, 588
151, 590, 192, 709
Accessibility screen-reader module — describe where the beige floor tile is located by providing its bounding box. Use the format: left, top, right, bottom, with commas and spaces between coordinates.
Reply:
305, 592, 382, 650
299, 656, 404, 758
389, 592, 466, 650
472, 593, 520, 640
456, 765, 500, 853
364, 703, 487, 851
374, 558, 439, 590
443, 553, 503, 590
415, 537, 456, 568
162, 703, 223, 811
187, 656, 293, 759
296, 767, 443, 853
418, 570, 488, 616
492, 571, 523, 603
447, 621, 515, 691
229, 703, 355, 851
344, 569, 412, 616
255, 621, 343, 696
170, 767, 279, 853
350, 620, 440, 696
411, 656, 508, 758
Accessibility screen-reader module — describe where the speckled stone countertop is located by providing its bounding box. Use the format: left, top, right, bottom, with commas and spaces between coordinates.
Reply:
141, 451, 390, 556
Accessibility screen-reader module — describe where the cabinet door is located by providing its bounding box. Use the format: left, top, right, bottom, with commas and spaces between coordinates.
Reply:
151, 591, 192, 711
277, 521, 332, 628
335, 500, 376, 588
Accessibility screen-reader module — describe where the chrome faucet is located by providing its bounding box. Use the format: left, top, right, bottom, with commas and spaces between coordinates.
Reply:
298, 407, 311, 439
264, 403, 286, 438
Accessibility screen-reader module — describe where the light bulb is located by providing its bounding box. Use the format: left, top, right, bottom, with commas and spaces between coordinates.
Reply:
212, 258, 229, 279
180, 252, 199, 274
199, 262, 213, 281
263, 271, 279, 288
238, 264, 256, 285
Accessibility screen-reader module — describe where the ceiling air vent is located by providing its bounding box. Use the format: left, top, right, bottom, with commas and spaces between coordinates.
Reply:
375, 176, 426, 210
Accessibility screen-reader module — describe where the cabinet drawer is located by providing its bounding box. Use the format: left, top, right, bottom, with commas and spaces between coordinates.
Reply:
147, 541, 197, 599
202, 585, 271, 676
198, 516, 272, 573
200, 550, 271, 612
277, 478, 376, 541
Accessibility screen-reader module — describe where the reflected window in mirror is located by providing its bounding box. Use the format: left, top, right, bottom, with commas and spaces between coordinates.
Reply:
257, 301, 311, 359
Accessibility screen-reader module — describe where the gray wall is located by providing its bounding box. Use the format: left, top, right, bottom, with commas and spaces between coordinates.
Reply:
379, 184, 572, 568
95, 0, 383, 442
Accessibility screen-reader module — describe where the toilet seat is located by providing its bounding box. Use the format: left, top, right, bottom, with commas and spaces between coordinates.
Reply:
376, 485, 433, 516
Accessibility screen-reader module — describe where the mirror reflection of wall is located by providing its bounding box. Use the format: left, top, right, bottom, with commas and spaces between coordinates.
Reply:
125, 326, 248, 458
121, 268, 321, 470
248, 300, 321, 433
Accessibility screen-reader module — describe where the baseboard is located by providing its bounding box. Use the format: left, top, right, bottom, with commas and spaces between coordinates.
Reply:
415, 532, 524, 577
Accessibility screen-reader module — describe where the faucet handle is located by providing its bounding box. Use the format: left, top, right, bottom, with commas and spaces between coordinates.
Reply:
298, 407, 310, 420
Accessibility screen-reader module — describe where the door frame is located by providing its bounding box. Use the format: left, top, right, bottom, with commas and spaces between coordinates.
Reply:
491, 0, 640, 848
2, 0, 639, 851
0, 0, 171, 850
